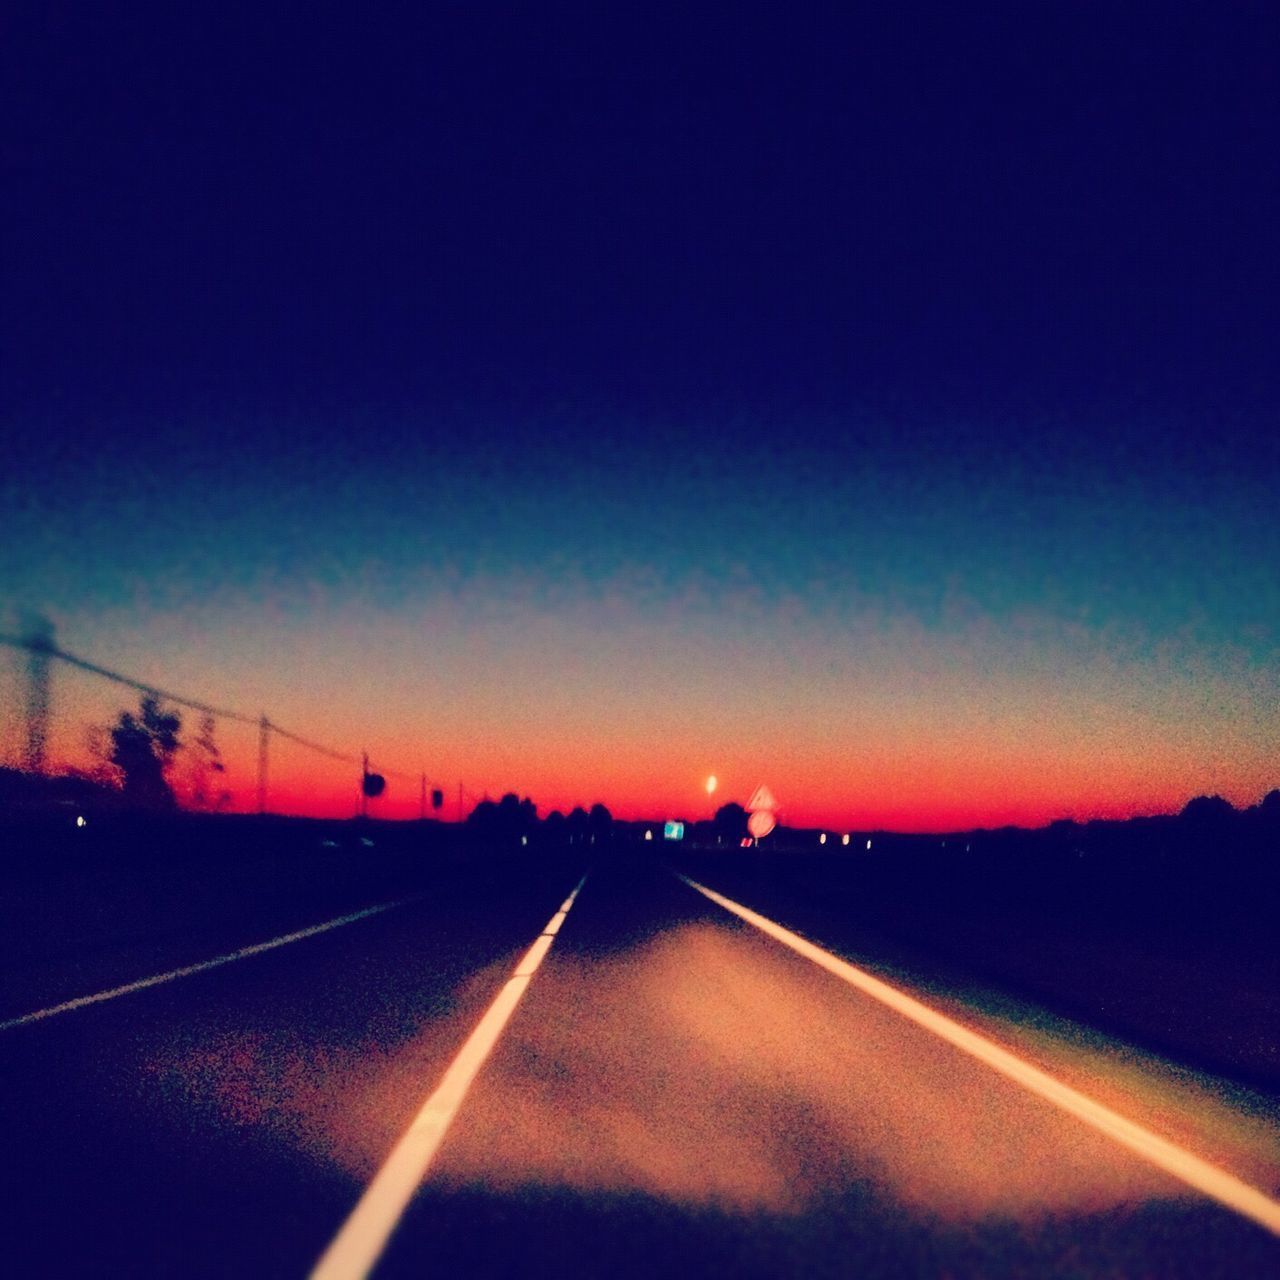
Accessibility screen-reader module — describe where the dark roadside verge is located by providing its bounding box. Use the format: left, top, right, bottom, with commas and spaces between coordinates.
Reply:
0, 811, 583, 1024
675, 823, 1280, 1096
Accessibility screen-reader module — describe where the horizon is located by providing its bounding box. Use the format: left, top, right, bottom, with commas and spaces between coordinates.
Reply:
2, 660, 1276, 837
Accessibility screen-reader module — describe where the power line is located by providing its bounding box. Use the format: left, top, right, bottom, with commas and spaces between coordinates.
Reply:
1, 633, 422, 802
266, 721, 358, 765
1, 629, 389, 778
0, 633, 258, 725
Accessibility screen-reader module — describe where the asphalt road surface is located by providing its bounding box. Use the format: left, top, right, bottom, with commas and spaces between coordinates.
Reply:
5, 852, 1280, 1278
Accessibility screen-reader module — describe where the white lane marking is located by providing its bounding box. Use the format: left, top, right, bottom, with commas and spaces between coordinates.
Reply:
0, 898, 415, 1033
680, 874, 1280, 1238
515, 933, 555, 977
312, 875, 588, 1280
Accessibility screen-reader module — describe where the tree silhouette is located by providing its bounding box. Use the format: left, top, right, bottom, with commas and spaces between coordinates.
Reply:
1180, 794, 1236, 825
497, 792, 537, 829
712, 801, 748, 844
1257, 789, 1280, 825
588, 802, 613, 843
468, 792, 538, 845
566, 806, 590, 842
109, 696, 182, 809
467, 797, 498, 825
187, 714, 230, 811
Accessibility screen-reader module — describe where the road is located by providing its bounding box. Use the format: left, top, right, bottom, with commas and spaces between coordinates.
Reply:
4, 851, 1279, 1277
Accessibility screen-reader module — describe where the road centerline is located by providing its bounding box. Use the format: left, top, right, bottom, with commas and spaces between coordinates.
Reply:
678, 872, 1280, 1238
311, 874, 588, 1280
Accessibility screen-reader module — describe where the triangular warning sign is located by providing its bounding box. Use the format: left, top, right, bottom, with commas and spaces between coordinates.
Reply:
747, 783, 778, 813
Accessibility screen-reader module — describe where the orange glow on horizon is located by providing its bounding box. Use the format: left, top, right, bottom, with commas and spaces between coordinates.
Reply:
22, 646, 1280, 832
30, 724, 1278, 833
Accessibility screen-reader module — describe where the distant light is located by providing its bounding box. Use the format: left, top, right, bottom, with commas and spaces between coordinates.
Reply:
706, 775, 717, 795
819, 832, 827, 845
521, 835, 528, 846
75, 815, 86, 828
664, 821, 685, 841
842, 833, 850, 846
360, 836, 374, 847
644, 829, 653, 841
866, 838, 872, 850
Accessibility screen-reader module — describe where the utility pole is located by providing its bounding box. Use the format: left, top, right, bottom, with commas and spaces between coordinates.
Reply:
457, 780, 463, 824
21, 615, 54, 775
257, 714, 270, 814
420, 772, 427, 821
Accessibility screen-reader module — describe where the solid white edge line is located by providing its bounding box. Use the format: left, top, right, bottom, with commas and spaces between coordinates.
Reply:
679, 874, 1280, 1238
0, 898, 416, 1032
311, 874, 588, 1280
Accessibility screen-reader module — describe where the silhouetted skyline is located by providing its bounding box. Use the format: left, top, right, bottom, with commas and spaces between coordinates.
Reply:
3, 6, 1278, 827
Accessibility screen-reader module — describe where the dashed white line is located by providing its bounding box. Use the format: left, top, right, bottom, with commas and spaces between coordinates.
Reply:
0, 898, 416, 1033
680, 873, 1280, 1239
311, 874, 588, 1280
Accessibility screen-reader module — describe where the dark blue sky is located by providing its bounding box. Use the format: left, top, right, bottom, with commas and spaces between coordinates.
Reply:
8, 4, 1279, 422
3, 3, 1278, 823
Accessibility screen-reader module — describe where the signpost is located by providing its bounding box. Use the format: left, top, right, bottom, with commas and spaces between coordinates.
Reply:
746, 784, 778, 840
360, 752, 386, 817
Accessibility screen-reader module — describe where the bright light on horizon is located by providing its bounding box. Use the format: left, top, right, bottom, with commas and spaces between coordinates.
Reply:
705, 774, 717, 796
